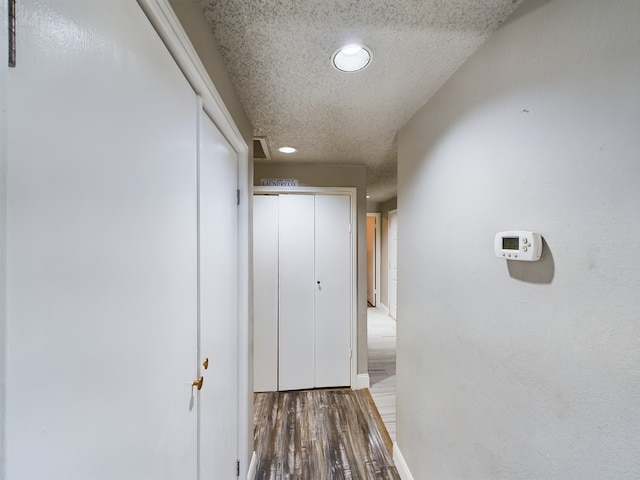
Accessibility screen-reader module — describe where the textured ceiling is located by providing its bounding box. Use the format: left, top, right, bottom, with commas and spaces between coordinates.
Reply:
201, 0, 523, 202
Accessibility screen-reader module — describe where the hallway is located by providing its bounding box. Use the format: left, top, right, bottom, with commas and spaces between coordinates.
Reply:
367, 307, 397, 442
253, 389, 399, 479
250, 307, 399, 479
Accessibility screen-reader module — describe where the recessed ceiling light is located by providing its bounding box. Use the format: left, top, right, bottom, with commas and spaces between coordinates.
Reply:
278, 146, 297, 154
332, 44, 372, 72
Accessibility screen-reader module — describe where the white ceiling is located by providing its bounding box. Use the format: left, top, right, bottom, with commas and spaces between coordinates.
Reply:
201, 0, 523, 202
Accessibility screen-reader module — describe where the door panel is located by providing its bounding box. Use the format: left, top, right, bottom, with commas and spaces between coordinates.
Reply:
253, 196, 280, 392
315, 195, 352, 388
198, 109, 239, 478
278, 195, 315, 391
7, 1, 198, 477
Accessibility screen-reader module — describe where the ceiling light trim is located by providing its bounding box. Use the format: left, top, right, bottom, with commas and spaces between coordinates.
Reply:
278, 146, 298, 154
331, 44, 372, 73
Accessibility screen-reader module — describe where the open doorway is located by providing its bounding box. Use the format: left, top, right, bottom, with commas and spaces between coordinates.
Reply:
366, 214, 381, 307
366, 210, 396, 441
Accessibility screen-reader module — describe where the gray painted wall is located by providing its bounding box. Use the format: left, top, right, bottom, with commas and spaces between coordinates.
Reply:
396, 0, 640, 478
254, 162, 369, 376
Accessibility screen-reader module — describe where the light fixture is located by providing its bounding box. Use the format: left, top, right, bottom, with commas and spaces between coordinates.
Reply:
332, 44, 372, 72
278, 146, 297, 154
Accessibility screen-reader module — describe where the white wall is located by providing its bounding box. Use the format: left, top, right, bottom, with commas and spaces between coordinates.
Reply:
1, 1, 254, 478
396, 0, 640, 478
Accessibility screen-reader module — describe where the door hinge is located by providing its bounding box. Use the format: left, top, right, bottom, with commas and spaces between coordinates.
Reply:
237, 189, 240, 205
9, 0, 16, 67
236, 459, 240, 476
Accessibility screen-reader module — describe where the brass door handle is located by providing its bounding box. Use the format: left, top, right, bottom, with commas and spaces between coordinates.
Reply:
192, 376, 204, 390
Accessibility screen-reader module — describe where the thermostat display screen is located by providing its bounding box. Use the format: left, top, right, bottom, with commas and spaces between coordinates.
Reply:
502, 237, 519, 250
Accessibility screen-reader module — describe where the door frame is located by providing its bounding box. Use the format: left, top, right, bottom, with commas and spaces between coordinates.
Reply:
137, 1, 251, 477
366, 213, 381, 307
388, 209, 398, 319
254, 186, 358, 389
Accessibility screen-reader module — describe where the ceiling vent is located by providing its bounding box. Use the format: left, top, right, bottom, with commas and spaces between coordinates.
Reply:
253, 137, 271, 159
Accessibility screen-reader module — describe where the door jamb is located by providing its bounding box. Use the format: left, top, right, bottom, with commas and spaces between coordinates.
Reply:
367, 213, 381, 307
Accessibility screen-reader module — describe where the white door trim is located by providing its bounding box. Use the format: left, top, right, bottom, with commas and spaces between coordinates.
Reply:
136, 1, 251, 477
254, 186, 358, 390
393, 442, 416, 480
367, 213, 381, 307
374, 213, 381, 308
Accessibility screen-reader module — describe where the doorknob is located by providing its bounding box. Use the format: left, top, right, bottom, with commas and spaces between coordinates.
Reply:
203, 358, 209, 370
192, 376, 204, 390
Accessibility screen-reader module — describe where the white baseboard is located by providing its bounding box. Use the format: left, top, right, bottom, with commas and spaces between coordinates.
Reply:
356, 373, 370, 389
247, 451, 257, 480
393, 442, 415, 480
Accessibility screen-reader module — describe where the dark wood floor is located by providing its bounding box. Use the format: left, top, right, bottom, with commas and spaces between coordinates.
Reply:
253, 389, 400, 480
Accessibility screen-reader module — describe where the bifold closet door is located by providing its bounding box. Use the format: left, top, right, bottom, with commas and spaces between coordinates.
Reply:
253, 196, 279, 392
278, 195, 316, 391
314, 194, 352, 388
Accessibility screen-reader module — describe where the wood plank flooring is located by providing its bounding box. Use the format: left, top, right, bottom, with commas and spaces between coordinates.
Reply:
253, 389, 400, 480
368, 306, 397, 442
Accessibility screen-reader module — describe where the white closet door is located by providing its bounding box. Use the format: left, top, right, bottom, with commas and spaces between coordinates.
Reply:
6, 1, 198, 477
278, 195, 316, 391
253, 196, 280, 392
315, 195, 352, 388
198, 108, 239, 478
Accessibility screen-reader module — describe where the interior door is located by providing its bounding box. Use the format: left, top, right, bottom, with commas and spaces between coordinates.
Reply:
6, 1, 199, 477
278, 194, 316, 391
366, 214, 377, 306
198, 107, 239, 478
315, 194, 352, 387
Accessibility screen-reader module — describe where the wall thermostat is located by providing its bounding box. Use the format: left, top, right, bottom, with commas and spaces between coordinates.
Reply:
494, 231, 543, 261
